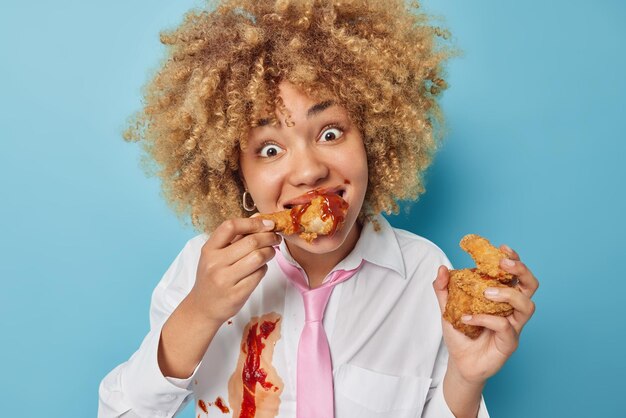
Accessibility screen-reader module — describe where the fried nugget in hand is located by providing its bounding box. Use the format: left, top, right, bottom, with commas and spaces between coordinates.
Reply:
444, 234, 517, 339
444, 269, 514, 339
258, 194, 348, 243
460, 234, 513, 283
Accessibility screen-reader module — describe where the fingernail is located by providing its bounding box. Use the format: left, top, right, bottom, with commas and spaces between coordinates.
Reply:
461, 315, 473, 322
502, 258, 515, 267
262, 219, 274, 228
484, 288, 499, 297
502, 244, 513, 253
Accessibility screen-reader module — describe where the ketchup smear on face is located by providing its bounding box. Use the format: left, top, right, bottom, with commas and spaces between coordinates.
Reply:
239, 319, 280, 418
289, 190, 348, 237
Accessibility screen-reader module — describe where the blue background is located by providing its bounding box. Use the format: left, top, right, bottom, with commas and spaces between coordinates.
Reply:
1, 0, 624, 416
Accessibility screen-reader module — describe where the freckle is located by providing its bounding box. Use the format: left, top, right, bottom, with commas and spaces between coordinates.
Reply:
343, 179, 351, 184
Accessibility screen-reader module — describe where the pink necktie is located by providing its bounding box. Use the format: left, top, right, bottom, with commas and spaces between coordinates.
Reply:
275, 249, 364, 418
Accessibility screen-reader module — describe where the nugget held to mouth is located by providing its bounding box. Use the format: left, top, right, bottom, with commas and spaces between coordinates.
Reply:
258, 190, 348, 243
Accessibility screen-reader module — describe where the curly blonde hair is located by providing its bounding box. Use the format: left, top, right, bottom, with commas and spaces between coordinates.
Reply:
124, 0, 452, 233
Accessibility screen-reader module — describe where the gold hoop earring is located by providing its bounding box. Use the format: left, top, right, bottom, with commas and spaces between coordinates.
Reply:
242, 191, 256, 212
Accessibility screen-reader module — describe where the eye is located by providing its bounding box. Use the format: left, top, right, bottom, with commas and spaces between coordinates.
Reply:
258, 143, 284, 158
319, 126, 344, 142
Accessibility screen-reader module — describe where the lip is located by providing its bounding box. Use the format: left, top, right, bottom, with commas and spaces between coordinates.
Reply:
282, 186, 346, 209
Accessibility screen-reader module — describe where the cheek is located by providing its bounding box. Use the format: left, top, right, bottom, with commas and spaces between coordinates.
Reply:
243, 165, 284, 210
346, 144, 368, 187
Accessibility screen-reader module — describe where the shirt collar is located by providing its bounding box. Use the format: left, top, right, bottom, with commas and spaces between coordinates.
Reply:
277, 214, 406, 278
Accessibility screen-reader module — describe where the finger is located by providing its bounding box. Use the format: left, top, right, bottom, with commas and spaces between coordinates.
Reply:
499, 244, 520, 261
432, 265, 450, 315
234, 264, 269, 296
483, 287, 536, 333
230, 234, 244, 244
499, 258, 539, 298
230, 246, 276, 281
207, 217, 275, 250
226, 232, 282, 264
461, 314, 519, 356
483, 286, 535, 317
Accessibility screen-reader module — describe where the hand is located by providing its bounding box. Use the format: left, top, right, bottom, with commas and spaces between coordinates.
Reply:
433, 244, 539, 385
187, 216, 282, 325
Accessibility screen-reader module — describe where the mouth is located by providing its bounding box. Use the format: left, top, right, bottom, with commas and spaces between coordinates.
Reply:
282, 187, 346, 209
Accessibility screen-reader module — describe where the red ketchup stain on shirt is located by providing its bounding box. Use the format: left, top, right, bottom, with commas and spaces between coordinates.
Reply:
239, 318, 280, 418
289, 191, 348, 237
214, 396, 230, 413
198, 399, 208, 414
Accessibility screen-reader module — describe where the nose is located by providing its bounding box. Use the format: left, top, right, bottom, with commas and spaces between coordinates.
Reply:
288, 146, 329, 187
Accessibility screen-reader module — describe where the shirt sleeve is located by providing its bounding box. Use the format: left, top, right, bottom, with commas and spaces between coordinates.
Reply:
421, 338, 490, 418
98, 237, 204, 418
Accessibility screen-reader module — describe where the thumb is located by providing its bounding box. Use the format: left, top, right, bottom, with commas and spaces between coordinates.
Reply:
432, 265, 450, 315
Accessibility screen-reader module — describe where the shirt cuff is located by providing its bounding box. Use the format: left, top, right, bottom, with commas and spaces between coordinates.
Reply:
422, 383, 490, 418
164, 361, 202, 390
120, 325, 197, 418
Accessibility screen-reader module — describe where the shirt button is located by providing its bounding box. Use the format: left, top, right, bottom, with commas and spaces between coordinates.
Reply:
163, 394, 176, 402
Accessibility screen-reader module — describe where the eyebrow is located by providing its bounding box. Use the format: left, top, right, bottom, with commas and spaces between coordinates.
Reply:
254, 100, 335, 127
307, 100, 334, 118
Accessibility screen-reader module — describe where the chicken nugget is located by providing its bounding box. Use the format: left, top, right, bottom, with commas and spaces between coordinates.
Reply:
444, 269, 513, 339
258, 194, 348, 243
460, 234, 513, 283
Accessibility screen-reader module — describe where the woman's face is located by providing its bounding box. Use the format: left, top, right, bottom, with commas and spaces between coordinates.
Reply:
239, 81, 368, 255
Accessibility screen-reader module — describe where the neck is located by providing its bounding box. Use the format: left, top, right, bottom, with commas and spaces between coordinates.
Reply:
286, 222, 362, 289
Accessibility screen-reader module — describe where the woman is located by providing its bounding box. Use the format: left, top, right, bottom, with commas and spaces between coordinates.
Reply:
99, 1, 538, 417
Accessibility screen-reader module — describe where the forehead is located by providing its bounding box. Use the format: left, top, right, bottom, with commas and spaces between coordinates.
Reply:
274, 83, 333, 124
251, 81, 346, 128
277, 81, 317, 110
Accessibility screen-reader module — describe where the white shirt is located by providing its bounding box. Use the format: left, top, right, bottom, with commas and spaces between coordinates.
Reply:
98, 216, 489, 418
